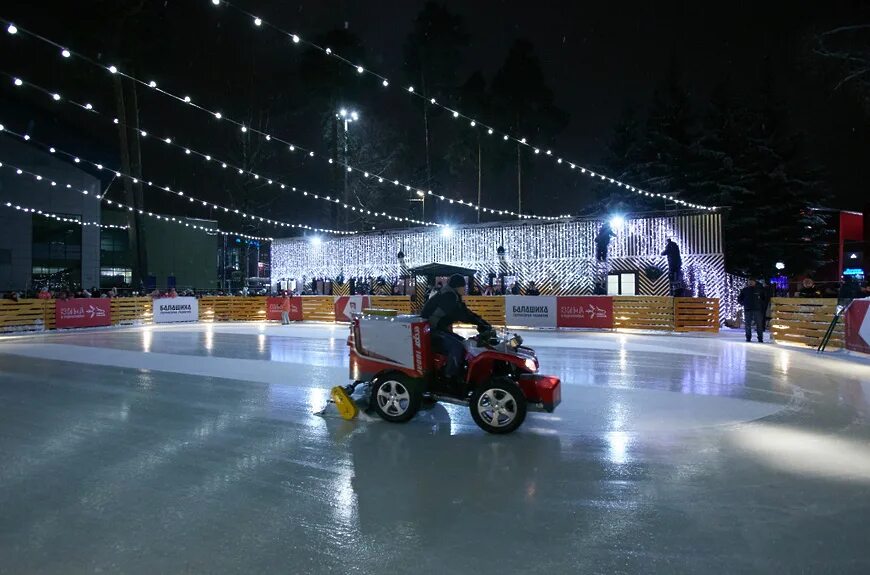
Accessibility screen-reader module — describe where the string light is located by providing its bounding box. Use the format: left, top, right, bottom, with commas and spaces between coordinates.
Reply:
0, 128, 353, 235
1, 41, 586, 220
3, 199, 127, 229
0, 163, 272, 240
191, 3, 718, 212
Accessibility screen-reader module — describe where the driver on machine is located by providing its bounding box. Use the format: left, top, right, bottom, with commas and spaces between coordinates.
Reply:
421, 274, 492, 386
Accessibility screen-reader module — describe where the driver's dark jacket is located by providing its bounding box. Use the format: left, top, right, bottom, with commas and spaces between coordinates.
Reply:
421, 286, 485, 332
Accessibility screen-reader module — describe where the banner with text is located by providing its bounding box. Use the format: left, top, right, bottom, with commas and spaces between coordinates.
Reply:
557, 296, 614, 329
505, 296, 557, 328
845, 299, 870, 355
334, 296, 371, 322
154, 297, 199, 324
55, 298, 112, 329
266, 296, 303, 321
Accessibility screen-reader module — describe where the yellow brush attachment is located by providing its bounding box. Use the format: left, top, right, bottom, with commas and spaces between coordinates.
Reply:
330, 386, 359, 420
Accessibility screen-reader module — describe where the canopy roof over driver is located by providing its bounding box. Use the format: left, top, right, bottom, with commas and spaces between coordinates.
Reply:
408, 263, 477, 278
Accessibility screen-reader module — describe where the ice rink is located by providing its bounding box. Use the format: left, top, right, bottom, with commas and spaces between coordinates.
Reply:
1, 322, 869, 574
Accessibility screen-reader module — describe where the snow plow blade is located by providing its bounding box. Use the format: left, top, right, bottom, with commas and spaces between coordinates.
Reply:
330, 386, 359, 420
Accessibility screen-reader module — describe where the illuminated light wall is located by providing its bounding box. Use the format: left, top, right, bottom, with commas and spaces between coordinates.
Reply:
272, 213, 727, 299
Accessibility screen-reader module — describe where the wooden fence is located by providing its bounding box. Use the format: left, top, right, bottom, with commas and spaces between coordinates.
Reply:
368, 296, 413, 315
770, 297, 842, 348
674, 297, 720, 333
612, 296, 674, 330
0, 299, 53, 333
0, 295, 721, 334
302, 296, 336, 322
111, 297, 152, 325
465, 296, 507, 326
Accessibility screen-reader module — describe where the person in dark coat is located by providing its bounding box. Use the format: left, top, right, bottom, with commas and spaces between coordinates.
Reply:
798, 278, 821, 298
595, 223, 616, 262
662, 239, 683, 295
526, 282, 540, 296
510, 282, 521, 295
738, 278, 768, 343
421, 274, 491, 383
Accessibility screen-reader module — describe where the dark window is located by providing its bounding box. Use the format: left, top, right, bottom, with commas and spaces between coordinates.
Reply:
32, 216, 82, 289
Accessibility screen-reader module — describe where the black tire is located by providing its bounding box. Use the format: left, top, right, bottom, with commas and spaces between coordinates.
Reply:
371, 374, 422, 423
469, 377, 527, 434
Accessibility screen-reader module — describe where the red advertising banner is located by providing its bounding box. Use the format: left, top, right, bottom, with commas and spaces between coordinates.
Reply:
334, 296, 370, 322
266, 296, 303, 321
557, 296, 614, 329
55, 298, 112, 329
845, 299, 870, 355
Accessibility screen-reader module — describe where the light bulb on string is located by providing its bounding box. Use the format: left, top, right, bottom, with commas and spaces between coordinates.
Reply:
13, 78, 22, 86
61, 49, 70, 58
87, 4, 719, 213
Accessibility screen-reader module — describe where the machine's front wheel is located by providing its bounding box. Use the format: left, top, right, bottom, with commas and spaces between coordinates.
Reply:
371, 374, 422, 423
469, 378, 527, 434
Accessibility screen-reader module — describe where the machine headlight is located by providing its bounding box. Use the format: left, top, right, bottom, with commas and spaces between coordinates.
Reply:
524, 358, 538, 372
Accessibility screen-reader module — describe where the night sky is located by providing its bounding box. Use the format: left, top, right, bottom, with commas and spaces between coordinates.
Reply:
1, 0, 868, 236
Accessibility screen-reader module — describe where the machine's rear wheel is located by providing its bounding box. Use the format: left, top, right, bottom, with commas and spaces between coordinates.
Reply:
371, 374, 422, 423
469, 378, 527, 434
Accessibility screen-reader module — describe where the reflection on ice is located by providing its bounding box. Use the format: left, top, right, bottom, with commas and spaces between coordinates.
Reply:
142, 327, 152, 353
606, 431, 632, 464
730, 423, 870, 483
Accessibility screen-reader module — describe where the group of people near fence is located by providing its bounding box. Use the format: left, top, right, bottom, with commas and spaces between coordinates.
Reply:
738, 275, 869, 344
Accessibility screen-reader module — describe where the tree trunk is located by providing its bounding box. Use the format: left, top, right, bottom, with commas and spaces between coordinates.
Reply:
113, 75, 147, 291
124, 76, 147, 289
477, 136, 482, 223
332, 113, 341, 230
516, 143, 522, 215
421, 70, 431, 222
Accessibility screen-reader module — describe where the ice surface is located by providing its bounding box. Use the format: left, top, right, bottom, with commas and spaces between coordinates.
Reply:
1, 323, 869, 574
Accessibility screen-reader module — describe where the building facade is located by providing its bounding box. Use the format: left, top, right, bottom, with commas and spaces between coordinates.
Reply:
0, 136, 101, 291
272, 211, 728, 303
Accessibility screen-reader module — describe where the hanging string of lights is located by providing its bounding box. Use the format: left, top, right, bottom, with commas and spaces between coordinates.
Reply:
0, 21, 576, 221
0, 123, 353, 235
201, 1, 718, 213
0, 160, 274, 241
1, 199, 127, 229
1, 72, 439, 229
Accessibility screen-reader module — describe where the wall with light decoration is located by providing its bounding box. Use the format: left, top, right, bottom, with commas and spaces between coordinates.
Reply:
272, 212, 727, 299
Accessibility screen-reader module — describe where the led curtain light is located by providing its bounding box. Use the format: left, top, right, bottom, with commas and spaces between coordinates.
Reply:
0, 161, 273, 241
0, 124, 351, 235
0, 22, 574, 221
203, 2, 718, 212
1, 74, 434, 229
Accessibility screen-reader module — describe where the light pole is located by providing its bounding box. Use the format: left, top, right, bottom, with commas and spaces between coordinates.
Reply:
336, 108, 358, 229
